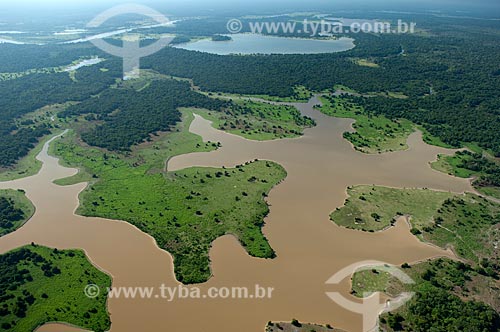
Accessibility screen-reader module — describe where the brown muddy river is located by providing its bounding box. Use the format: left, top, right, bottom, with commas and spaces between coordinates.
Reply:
0, 97, 472, 332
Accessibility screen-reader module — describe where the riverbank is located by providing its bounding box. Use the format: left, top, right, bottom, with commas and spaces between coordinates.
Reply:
0, 96, 474, 332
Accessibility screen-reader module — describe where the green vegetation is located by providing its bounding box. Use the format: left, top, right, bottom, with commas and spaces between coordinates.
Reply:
432, 150, 500, 199
0, 67, 59, 82
52, 111, 287, 284
244, 86, 314, 103
330, 186, 453, 232
131, 111, 219, 173
3, 15, 500, 168
201, 85, 313, 103
365, 91, 409, 99
170, 36, 192, 45
266, 321, 342, 332
53, 111, 216, 186
58, 71, 312, 149
342, 185, 500, 331
143, 21, 500, 156
352, 259, 500, 332
0, 190, 35, 237
318, 96, 414, 153
354, 58, 380, 68
60, 79, 230, 151
351, 267, 394, 298
423, 194, 500, 264
418, 125, 453, 148
332, 186, 500, 265
211, 35, 232, 42
16, 103, 69, 130
479, 187, 500, 201
2, 15, 500, 168
347, 189, 500, 329
194, 98, 315, 140
332, 85, 357, 94
0, 44, 104, 74
433, 151, 482, 178
0, 59, 121, 168
0, 132, 58, 182
0, 58, 101, 82
1, 13, 499, 332
0, 244, 111, 332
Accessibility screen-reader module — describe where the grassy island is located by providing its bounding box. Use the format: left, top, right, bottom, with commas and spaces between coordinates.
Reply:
211, 35, 232, 42
336, 185, 500, 331
0, 189, 35, 237
351, 258, 500, 332
317, 95, 414, 154
331, 186, 499, 264
53, 111, 287, 284
193, 98, 315, 140
432, 150, 500, 199
0, 245, 111, 332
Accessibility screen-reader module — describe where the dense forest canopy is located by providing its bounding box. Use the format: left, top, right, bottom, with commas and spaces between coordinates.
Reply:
0, 60, 122, 167
61, 80, 230, 151
0, 14, 499, 166
0, 197, 24, 231
382, 259, 500, 332
0, 10, 499, 332
0, 245, 111, 331
0, 44, 107, 73
142, 27, 500, 154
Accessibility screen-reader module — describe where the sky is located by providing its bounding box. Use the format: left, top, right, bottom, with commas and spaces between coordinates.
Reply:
2, 0, 500, 20
6, 0, 500, 10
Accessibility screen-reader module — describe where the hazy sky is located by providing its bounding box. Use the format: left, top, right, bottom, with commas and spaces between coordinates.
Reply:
3, 0, 500, 19
7, 0, 500, 9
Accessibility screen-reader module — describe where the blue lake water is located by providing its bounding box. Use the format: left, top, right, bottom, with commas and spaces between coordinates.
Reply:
173, 34, 355, 55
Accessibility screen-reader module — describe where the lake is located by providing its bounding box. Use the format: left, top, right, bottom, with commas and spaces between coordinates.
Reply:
173, 34, 355, 55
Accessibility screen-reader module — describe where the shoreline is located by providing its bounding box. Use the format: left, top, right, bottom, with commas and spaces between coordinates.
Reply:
0, 95, 476, 332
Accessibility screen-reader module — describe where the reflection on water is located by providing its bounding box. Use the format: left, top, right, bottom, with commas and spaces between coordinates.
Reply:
0, 98, 472, 332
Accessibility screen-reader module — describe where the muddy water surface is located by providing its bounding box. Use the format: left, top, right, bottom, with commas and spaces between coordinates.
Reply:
0, 98, 472, 332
